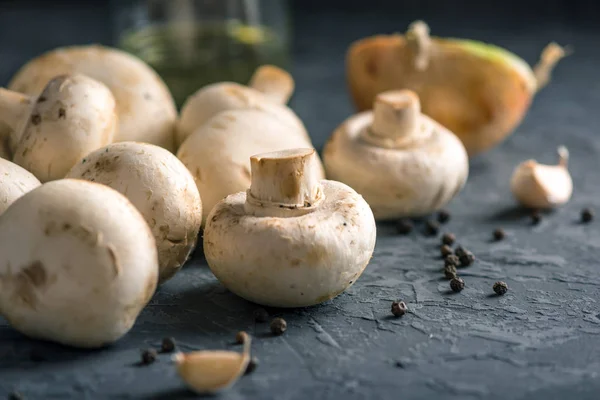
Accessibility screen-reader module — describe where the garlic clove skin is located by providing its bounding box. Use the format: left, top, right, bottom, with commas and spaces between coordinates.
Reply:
510, 146, 573, 209
174, 333, 251, 394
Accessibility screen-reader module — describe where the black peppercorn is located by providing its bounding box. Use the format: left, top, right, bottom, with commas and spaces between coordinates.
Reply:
450, 277, 465, 292
493, 281, 508, 295
141, 348, 157, 365
459, 251, 475, 267
444, 264, 457, 279
581, 208, 594, 223
253, 308, 269, 323
441, 233, 456, 246
161, 337, 176, 353
454, 246, 467, 258
391, 301, 408, 317
493, 228, 505, 241
270, 318, 287, 335
444, 254, 460, 267
424, 220, 440, 236
440, 244, 453, 258
396, 219, 413, 235
531, 211, 541, 225
245, 357, 259, 375
235, 331, 247, 344
437, 210, 450, 224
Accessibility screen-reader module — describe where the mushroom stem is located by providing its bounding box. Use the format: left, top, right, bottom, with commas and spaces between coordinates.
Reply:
533, 43, 569, 92
364, 90, 426, 148
245, 148, 323, 217
0, 88, 32, 144
248, 65, 294, 104
557, 145, 569, 168
406, 20, 432, 71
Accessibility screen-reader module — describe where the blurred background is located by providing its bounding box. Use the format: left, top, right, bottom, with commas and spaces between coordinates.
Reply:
0, 0, 597, 149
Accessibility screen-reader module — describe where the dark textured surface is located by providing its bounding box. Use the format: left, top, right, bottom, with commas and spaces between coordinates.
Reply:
1, 2, 600, 400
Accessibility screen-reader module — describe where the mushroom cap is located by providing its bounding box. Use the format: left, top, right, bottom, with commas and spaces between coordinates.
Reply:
0, 179, 158, 348
203, 180, 376, 307
177, 109, 325, 223
176, 82, 309, 148
0, 157, 40, 215
347, 34, 536, 156
12, 74, 117, 182
67, 142, 202, 283
8, 45, 177, 151
510, 160, 573, 209
323, 110, 469, 220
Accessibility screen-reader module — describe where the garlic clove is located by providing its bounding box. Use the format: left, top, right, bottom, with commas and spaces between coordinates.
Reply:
510, 146, 572, 209
174, 332, 251, 394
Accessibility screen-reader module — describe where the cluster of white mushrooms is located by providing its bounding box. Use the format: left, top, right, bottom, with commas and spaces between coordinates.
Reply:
0, 39, 570, 369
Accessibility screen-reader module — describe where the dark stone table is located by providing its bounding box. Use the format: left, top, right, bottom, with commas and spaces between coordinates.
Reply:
1, 1, 600, 399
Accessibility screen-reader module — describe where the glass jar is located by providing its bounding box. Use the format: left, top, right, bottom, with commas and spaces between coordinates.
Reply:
111, 0, 291, 107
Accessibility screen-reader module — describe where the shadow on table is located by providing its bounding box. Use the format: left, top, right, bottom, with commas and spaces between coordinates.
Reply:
141, 387, 201, 399
0, 328, 112, 371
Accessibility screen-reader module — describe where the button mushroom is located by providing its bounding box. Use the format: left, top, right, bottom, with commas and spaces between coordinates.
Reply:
203, 148, 376, 307
0, 179, 158, 348
177, 109, 325, 223
323, 89, 469, 220
7, 45, 177, 151
67, 142, 202, 283
0, 74, 117, 182
176, 65, 308, 148
510, 146, 572, 209
347, 20, 568, 156
0, 158, 40, 215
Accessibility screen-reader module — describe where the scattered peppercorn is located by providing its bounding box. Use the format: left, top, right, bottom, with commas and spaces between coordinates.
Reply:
30, 114, 41, 125
441, 233, 455, 246
459, 252, 475, 267
581, 208, 594, 223
253, 308, 269, 323
444, 264, 457, 280
437, 210, 451, 224
8, 391, 23, 400
440, 244, 453, 258
493, 228, 506, 241
235, 331, 247, 344
444, 254, 460, 267
391, 301, 408, 317
493, 281, 508, 295
424, 220, 440, 236
396, 219, 413, 235
450, 277, 465, 293
245, 357, 259, 375
140, 348, 157, 365
160, 337, 176, 353
531, 211, 541, 225
454, 246, 467, 258
270, 318, 287, 335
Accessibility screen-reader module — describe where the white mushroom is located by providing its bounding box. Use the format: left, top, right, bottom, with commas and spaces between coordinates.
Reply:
0, 179, 158, 348
177, 109, 325, 223
0, 74, 117, 182
323, 89, 469, 220
0, 158, 41, 215
510, 146, 572, 209
203, 148, 376, 308
176, 65, 308, 148
7, 45, 177, 151
67, 142, 202, 283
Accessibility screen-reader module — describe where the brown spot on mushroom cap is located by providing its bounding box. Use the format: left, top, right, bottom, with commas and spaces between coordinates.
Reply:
1, 261, 48, 310
106, 245, 120, 277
